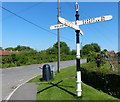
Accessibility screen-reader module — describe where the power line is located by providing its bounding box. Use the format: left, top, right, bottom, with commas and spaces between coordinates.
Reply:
3, 2, 41, 20
1, 6, 74, 42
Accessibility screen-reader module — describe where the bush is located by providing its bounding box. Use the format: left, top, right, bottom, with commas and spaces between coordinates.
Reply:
81, 62, 120, 99
2, 51, 76, 68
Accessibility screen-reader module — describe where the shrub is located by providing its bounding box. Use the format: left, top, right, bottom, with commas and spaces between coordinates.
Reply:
81, 62, 120, 99
2, 51, 76, 68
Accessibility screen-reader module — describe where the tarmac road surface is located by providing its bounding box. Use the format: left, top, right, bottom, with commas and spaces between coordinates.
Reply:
1, 59, 87, 100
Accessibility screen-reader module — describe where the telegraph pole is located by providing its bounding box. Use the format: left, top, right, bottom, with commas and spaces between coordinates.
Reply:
75, 2, 82, 97
57, 0, 60, 72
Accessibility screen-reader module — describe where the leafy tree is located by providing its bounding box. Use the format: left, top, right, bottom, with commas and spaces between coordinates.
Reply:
70, 49, 76, 55
0, 47, 3, 50
5, 45, 35, 51
39, 50, 47, 55
91, 43, 101, 52
82, 44, 95, 55
46, 47, 57, 54
103, 49, 107, 52
15, 45, 35, 51
5, 47, 15, 51
53, 41, 70, 55
81, 43, 101, 56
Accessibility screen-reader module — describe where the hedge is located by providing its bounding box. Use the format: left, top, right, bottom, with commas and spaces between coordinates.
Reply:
1, 52, 76, 68
81, 62, 120, 99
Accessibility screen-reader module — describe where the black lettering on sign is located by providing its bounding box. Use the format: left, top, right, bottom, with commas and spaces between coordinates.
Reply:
92, 18, 94, 23
93, 18, 95, 22
87, 19, 89, 23
101, 16, 105, 21
90, 18, 93, 23
91, 18, 94, 23
83, 20, 85, 24
89, 19, 91, 23
86, 19, 88, 23
85, 20, 87, 24
96, 19, 98, 22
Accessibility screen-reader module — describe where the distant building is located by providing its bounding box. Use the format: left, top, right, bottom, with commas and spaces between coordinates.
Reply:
106, 51, 115, 56
106, 51, 115, 54
0, 50, 21, 56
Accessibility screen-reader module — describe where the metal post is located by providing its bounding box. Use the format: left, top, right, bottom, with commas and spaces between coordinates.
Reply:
57, 0, 60, 72
75, 2, 82, 97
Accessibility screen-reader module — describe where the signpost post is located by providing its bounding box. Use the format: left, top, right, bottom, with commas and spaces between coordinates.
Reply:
50, 2, 112, 97
75, 2, 82, 97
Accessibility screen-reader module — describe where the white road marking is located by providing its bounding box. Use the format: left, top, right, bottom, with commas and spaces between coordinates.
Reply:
6, 74, 39, 101
19, 79, 24, 82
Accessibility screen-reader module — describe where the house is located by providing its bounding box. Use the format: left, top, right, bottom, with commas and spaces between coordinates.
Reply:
106, 51, 115, 57
0, 50, 21, 56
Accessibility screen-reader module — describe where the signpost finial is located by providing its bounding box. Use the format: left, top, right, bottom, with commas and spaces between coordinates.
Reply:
75, 2, 79, 12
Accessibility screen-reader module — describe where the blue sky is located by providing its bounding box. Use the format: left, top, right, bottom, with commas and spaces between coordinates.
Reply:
2, 2, 118, 52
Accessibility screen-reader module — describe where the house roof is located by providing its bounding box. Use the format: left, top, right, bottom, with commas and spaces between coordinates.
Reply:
106, 51, 115, 54
0, 50, 21, 56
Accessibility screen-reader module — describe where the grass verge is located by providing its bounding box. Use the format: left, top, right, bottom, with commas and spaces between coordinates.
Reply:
28, 65, 119, 100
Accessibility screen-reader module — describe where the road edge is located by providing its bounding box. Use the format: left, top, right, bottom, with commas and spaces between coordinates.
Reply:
5, 74, 39, 101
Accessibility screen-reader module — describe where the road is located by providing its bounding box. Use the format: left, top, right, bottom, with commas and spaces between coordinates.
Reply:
1, 59, 87, 100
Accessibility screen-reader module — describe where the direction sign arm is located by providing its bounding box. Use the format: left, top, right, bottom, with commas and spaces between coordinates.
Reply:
50, 24, 68, 30
77, 15, 113, 25
58, 16, 80, 30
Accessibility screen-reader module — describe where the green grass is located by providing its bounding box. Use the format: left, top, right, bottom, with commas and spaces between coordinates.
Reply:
28, 65, 118, 100
28, 75, 42, 83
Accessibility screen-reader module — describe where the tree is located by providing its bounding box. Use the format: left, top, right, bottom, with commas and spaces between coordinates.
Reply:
15, 45, 35, 51
81, 43, 101, 56
91, 43, 101, 52
82, 44, 95, 55
5, 45, 35, 51
0, 47, 3, 50
5, 47, 15, 51
46, 47, 57, 54
70, 49, 76, 55
53, 41, 70, 55
103, 49, 107, 52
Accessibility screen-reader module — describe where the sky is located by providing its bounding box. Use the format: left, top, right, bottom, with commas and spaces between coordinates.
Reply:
1, 2, 119, 52
1, 0, 120, 2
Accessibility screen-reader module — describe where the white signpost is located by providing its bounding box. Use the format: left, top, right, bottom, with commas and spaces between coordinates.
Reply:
50, 15, 112, 30
50, 2, 113, 97
58, 17, 80, 30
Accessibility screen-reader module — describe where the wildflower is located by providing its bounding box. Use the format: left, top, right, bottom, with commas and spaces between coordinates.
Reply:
98, 53, 104, 57
96, 59, 101, 61
101, 54, 104, 57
